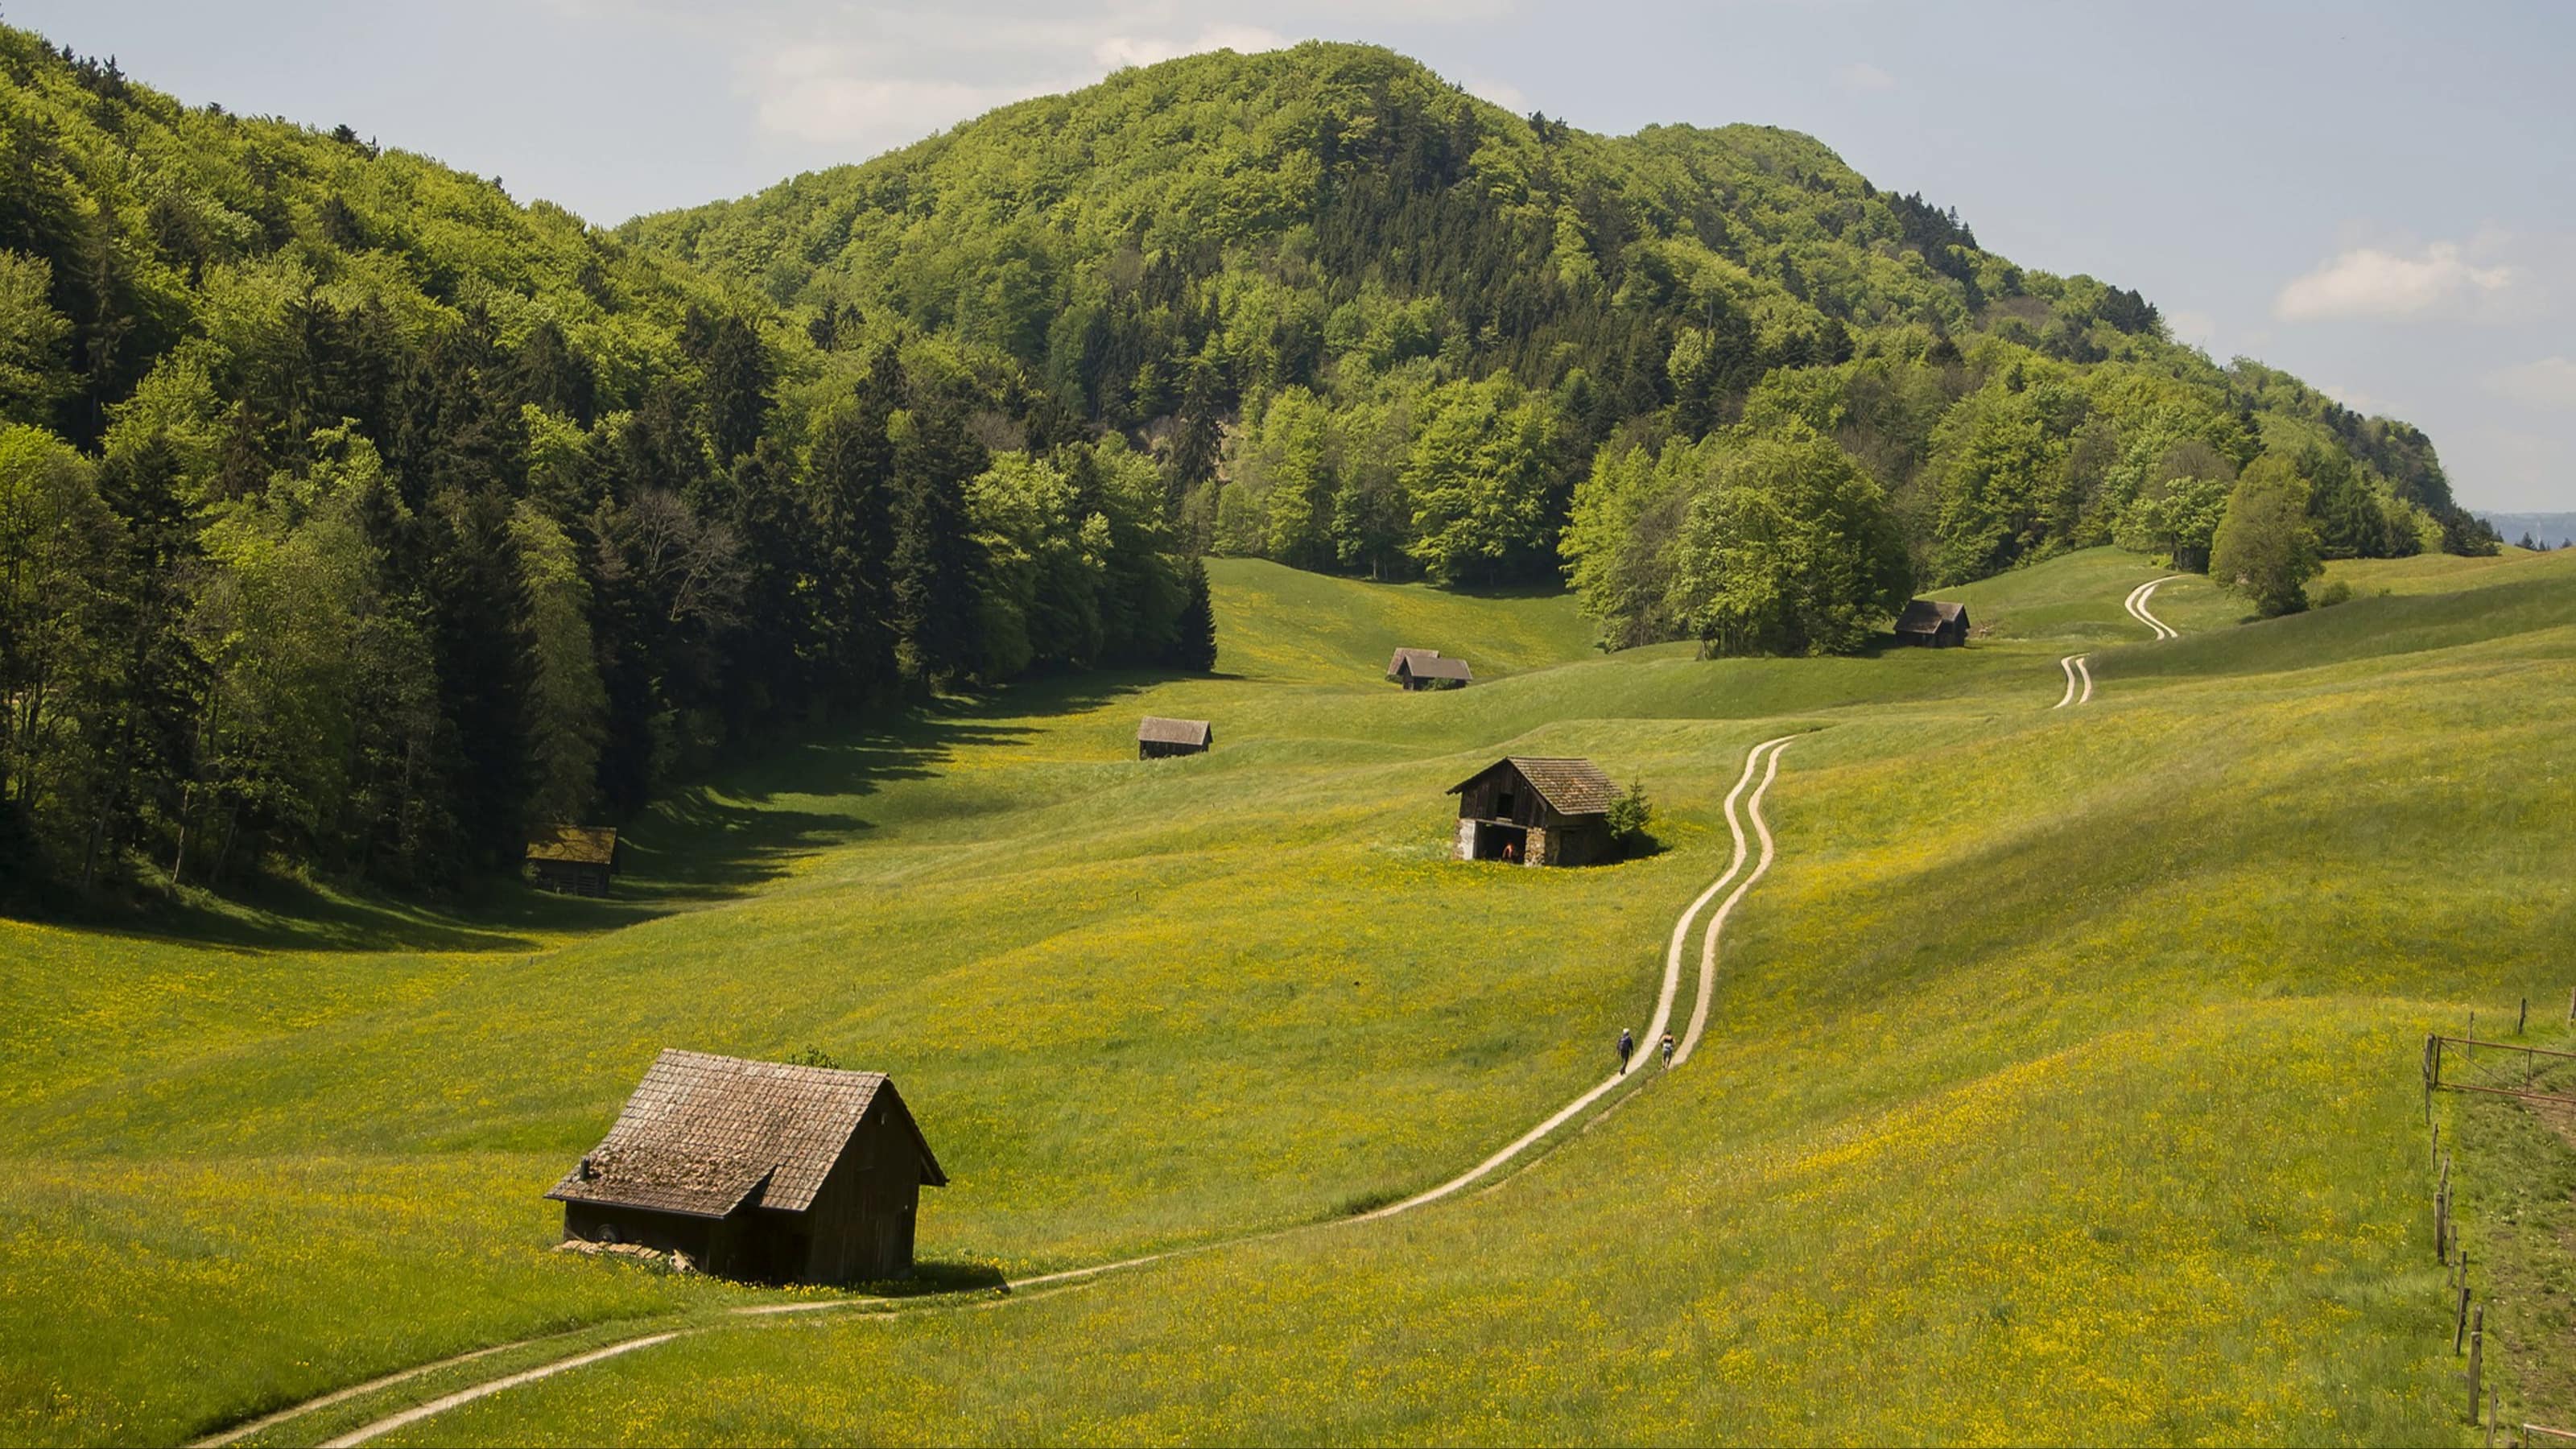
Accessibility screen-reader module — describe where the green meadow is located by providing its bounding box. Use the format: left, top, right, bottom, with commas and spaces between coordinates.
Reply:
6, 549, 2574, 1446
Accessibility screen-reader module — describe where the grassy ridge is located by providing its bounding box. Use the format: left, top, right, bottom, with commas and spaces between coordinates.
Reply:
10, 550, 2574, 1444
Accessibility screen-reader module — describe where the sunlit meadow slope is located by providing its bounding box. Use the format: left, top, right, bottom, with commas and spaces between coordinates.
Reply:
395, 550, 2574, 1447
10, 551, 2570, 1447
2, 558, 1749, 1445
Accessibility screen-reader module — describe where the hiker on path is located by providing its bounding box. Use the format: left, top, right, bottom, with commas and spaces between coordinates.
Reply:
1660, 1031, 1675, 1068
1617, 1028, 1636, 1075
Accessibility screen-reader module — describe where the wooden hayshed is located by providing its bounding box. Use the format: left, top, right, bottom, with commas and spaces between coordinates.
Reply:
1894, 599, 1970, 648
1388, 648, 1473, 691
526, 825, 617, 897
1137, 716, 1212, 760
547, 1049, 947, 1285
1447, 757, 1616, 867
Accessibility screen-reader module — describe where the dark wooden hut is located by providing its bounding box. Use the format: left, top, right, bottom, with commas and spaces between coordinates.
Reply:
1447, 757, 1617, 866
526, 825, 617, 897
1388, 647, 1473, 690
1894, 599, 1970, 648
1137, 716, 1212, 759
547, 1049, 947, 1284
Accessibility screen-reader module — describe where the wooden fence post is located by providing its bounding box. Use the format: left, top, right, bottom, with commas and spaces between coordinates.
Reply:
2520, 997, 2529, 1035
2467, 1304, 2483, 1423
2456, 1284, 2471, 1352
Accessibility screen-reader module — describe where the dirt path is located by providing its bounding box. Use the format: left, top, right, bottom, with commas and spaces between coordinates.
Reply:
313, 1337, 683, 1449
2124, 576, 2182, 640
2054, 655, 2093, 708
216, 737, 1805, 1448
1671, 738, 1792, 1067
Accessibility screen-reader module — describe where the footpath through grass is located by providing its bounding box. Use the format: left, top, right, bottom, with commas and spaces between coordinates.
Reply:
7, 550, 2574, 1445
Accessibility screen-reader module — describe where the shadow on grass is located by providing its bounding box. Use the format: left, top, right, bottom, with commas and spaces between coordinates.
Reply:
860, 1259, 1011, 1297
9, 670, 1193, 958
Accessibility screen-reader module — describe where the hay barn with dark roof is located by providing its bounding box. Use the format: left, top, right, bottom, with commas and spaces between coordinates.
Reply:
1389, 648, 1473, 690
1137, 716, 1212, 759
547, 1049, 947, 1284
1894, 599, 1970, 647
526, 825, 617, 897
1447, 757, 1617, 866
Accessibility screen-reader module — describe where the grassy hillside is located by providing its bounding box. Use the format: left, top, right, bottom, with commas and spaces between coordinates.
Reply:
392, 550, 2576, 1448
7, 548, 2574, 1445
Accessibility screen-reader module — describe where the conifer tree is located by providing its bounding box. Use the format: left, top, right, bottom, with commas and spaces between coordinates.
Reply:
809, 347, 902, 704
890, 386, 986, 687
422, 485, 538, 876
1166, 555, 1218, 672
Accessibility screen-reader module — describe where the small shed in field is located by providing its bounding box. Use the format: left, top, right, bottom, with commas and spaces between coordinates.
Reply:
1894, 599, 1970, 648
1448, 757, 1616, 866
1137, 716, 1212, 760
1389, 648, 1473, 690
547, 1049, 947, 1285
526, 825, 617, 897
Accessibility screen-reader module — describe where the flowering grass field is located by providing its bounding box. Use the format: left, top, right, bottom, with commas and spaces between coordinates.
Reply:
6, 550, 2574, 1446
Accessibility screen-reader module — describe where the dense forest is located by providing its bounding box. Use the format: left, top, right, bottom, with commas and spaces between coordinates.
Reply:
634, 44, 2492, 641
0, 31, 2490, 902
0, 30, 1209, 902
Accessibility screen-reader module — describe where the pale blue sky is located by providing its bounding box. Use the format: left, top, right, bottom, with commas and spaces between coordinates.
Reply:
23, 1, 2575, 510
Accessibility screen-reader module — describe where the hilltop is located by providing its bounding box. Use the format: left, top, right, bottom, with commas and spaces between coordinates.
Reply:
628, 40, 2491, 600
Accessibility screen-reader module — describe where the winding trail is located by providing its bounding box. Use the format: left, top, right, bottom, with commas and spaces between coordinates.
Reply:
1357, 733, 1798, 1217
2054, 655, 2093, 708
2124, 576, 2182, 640
210, 737, 1806, 1448
1671, 738, 1792, 1068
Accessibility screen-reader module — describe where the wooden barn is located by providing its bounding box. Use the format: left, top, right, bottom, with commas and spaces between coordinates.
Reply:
547, 1049, 947, 1285
526, 825, 617, 897
1894, 599, 1971, 648
1137, 716, 1212, 760
1388, 647, 1473, 690
1448, 757, 1617, 867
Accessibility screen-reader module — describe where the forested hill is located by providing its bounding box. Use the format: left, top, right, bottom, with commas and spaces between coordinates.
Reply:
0, 31, 2488, 902
0, 27, 1210, 902
631, 42, 2491, 647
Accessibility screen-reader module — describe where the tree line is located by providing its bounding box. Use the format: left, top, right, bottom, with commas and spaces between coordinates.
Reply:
0, 31, 1209, 903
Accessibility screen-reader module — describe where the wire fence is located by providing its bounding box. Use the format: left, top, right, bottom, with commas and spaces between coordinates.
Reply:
2421, 991, 2576, 1447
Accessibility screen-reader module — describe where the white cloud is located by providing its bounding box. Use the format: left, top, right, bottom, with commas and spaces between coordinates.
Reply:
1831, 61, 1896, 93
2487, 357, 2576, 410
1093, 25, 1290, 71
741, 19, 1299, 153
2273, 242, 2516, 321
1463, 75, 1528, 111
2165, 308, 2217, 349
2318, 382, 2396, 416
749, 43, 1051, 145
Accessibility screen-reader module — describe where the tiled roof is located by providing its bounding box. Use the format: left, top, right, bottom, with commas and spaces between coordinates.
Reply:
526, 824, 617, 866
1137, 716, 1212, 745
1895, 598, 1967, 634
546, 1050, 943, 1219
1407, 655, 1473, 681
1447, 757, 1618, 817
